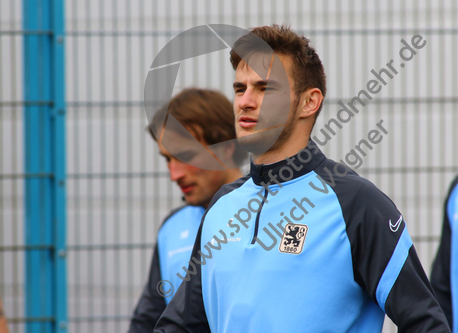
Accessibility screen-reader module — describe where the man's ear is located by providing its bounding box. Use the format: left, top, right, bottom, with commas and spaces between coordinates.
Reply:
297, 88, 323, 119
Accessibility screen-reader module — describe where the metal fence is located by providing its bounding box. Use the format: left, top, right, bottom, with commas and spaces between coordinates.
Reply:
1, 0, 457, 332
1, 2, 25, 331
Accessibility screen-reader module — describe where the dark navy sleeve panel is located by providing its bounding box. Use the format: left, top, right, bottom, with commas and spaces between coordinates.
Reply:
154, 176, 250, 333
431, 175, 458, 329
128, 243, 166, 333
317, 159, 450, 331
154, 223, 211, 333
387, 247, 451, 332
316, 159, 406, 303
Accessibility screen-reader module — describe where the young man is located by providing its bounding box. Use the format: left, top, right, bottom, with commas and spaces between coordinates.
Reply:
154, 25, 450, 332
128, 88, 244, 333
431, 174, 458, 331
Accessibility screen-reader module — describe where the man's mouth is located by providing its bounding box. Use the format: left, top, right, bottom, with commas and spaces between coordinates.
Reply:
239, 116, 258, 129
180, 184, 195, 194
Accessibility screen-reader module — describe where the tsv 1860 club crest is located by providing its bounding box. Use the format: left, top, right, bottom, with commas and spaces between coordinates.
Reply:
279, 223, 308, 254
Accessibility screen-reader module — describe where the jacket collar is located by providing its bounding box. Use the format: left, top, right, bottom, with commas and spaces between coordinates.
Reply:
250, 140, 326, 186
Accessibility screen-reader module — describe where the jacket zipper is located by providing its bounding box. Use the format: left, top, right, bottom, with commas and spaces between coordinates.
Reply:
251, 189, 268, 244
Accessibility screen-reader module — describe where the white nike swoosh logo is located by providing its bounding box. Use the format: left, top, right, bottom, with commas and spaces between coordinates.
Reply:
389, 215, 403, 232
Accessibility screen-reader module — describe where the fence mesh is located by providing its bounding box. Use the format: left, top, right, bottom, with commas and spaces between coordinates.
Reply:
1, 1, 457, 332
1, 1, 26, 332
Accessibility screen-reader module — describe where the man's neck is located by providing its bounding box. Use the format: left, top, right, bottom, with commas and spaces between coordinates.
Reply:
202, 168, 244, 209
226, 169, 244, 183
253, 133, 311, 165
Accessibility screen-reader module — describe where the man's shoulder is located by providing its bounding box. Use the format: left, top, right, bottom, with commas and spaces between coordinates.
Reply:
316, 159, 382, 196
157, 205, 206, 248
160, 205, 206, 229
316, 159, 399, 222
446, 174, 458, 223
446, 174, 458, 199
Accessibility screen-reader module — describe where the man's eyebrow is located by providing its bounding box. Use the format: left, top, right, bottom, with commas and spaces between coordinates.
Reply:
233, 79, 281, 89
253, 80, 268, 87
264, 79, 281, 87
233, 82, 246, 89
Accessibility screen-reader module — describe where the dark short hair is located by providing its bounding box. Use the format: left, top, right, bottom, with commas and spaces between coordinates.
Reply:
230, 24, 327, 119
148, 87, 246, 165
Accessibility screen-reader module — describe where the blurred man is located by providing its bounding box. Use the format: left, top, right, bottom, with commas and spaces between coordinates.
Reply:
155, 25, 449, 333
128, 88, 244, 333
431, 174, 458, 331
0, 297, 9, 333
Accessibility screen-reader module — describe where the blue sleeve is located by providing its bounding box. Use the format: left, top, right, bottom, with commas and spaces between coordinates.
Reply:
318, 160, 450, 332
154, 224, 210, 333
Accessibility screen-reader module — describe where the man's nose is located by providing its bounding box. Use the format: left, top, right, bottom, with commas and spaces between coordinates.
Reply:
168, 159, 186, 181
238, 89, 257, 111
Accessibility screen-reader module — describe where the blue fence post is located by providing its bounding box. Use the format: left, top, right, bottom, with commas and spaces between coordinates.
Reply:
51, 0, 68, 332
23, 0, 67, 332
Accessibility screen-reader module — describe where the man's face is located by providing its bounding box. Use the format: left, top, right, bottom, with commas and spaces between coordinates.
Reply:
158, 140, 229, 208
233, 53, 298, 155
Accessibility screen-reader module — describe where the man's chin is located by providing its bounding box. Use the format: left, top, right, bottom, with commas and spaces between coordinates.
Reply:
237, 128, 283, 155
183, 194, 195, 204
184, 195, 205, 207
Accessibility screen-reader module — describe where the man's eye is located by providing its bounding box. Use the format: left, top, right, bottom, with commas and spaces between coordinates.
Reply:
235, 88, 245, 94
175, 152, 197, 162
